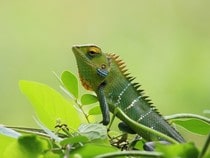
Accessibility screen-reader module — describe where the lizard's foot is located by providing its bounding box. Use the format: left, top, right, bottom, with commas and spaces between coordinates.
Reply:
143, 141, 170, 151
118, 122, 136, 134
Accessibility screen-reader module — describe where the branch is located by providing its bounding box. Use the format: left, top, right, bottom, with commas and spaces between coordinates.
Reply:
165, 113, 210, 124
95, 150, 163, 158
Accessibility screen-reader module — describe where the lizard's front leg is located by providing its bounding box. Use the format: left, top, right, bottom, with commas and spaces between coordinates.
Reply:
96, 82, 110, 125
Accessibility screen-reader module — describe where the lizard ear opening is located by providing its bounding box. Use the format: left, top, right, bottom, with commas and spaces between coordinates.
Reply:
101, 64, 106, 69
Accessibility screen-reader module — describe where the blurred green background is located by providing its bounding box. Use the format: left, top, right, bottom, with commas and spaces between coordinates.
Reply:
0, 0, 209, 145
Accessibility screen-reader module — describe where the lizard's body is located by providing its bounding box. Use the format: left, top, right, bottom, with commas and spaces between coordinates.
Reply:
72, 44, 185, 143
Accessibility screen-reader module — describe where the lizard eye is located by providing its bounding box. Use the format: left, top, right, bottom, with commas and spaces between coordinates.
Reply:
87, 47, 101, 57
88, 51, 96, 56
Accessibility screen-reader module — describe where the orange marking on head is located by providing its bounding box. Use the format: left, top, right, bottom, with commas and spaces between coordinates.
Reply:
79, 74, 93, 91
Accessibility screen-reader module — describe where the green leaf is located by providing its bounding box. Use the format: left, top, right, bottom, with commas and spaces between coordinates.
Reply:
0, 135, 16, 158
18, 135, 47, 154
156, 142, 199, 158
3, 135, 50, 158
172, 118, 210, 135
78, 124, 107, 140
61, 71, 78, 98
88, 106, 101, 115
60, 135, 89, 146
19, 80, 81, 129
81, 94, 98, 105
69, 143, 117, 158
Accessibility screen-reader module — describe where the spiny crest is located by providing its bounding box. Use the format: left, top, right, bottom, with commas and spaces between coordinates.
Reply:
108, 53, 154, 106
107, 52, 176, 132
108, 53, 128, 74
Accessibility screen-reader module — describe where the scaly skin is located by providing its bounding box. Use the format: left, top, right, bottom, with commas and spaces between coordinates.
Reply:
72, 44, 185, 143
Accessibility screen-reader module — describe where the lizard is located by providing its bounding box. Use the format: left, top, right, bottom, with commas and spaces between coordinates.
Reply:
72, 44, 185, 149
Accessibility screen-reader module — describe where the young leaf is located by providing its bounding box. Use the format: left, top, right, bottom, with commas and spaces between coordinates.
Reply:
172, 118, 210, 135
61, 71, 78, 98
19, 80, 81, 129
88, 106, 101, 115
78, 124, 107, 140
81, 94, 98, 105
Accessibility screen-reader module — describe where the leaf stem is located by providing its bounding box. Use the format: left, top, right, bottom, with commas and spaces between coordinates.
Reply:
60, 85, 90, 123
198, 133, 210, 158
95, 150, 163, 158
75, 99, 90, 123
6, 126, 52, 138
165, 113, 210, 124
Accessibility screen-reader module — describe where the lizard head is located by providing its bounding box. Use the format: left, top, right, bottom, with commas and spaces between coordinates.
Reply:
72, 44, 110, 91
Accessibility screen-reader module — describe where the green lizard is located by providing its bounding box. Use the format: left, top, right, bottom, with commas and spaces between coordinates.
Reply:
72, 44, 185, 149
